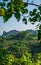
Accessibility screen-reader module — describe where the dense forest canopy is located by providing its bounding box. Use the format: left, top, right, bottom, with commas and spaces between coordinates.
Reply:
0, 31, 41, 64
0, 30, 41, 65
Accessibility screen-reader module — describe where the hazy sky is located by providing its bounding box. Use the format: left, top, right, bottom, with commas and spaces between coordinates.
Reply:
0, 0, 41, 35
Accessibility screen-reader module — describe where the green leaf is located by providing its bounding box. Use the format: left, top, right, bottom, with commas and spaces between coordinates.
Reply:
38, 6, 41, 11
3, 12, 12, 22
24, 9, 28, 14
0, 2, 3, 6
7, 2, 11, 8
39, 25, 41, 29
24, 3, 28, 7
29, 17, 34, 22
0, 2, 5, 7
33, 9, 37, 12
29, 11, 33, 16
39, 16, 41, 21
3, 2, 6, 6
29, 10, 36, 16
3, 15, 8, 22
22, 18, 27, 24
14, 12, 20, 21
29, 16, 37, 22
22, 9, 28, 14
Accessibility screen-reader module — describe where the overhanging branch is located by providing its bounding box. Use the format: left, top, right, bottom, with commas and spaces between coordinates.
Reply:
24, 2, 39, 7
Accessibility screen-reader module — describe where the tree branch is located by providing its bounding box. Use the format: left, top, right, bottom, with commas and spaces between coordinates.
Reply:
24, 2, 39, 7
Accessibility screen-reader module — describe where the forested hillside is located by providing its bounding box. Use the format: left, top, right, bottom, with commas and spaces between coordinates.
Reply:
0, 30, 41, 65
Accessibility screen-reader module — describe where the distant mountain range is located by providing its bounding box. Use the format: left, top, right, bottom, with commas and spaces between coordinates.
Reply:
2, 30, 19, 37
2, 29, 38, 37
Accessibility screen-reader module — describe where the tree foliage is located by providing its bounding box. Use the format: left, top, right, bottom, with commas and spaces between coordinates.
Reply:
0, 35, 41, 65
0, 0, 41, 23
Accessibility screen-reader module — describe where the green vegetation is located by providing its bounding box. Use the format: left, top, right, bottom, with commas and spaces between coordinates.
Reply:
0, 31, 41, 65
0, 1, 41, 64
